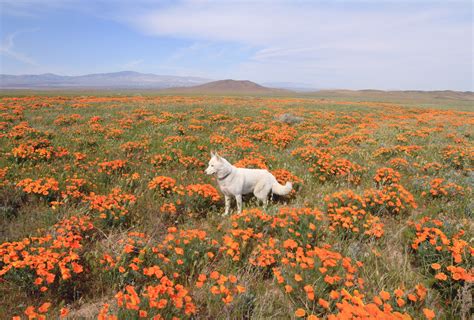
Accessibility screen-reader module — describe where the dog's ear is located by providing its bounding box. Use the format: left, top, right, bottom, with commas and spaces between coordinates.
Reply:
215, 152, 222, 160
210, 151, 215, 158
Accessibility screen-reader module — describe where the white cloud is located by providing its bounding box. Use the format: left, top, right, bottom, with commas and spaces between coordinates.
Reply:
0, 29, 40, 67
0, 0, 78, 17
121, 1, 473, 90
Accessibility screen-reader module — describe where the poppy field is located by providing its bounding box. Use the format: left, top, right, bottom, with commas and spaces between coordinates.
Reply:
0, 94, 472, 319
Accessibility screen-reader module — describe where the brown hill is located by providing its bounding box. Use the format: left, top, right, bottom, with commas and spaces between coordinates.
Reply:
163, 79, 290, 94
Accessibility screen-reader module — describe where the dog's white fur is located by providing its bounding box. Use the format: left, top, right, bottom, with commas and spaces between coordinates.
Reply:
205, 152, 292, 215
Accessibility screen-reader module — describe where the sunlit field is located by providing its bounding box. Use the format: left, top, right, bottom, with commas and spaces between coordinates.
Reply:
0, 94, 472, 319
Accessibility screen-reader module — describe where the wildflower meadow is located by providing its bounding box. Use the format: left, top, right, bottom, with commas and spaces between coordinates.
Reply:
0, 94, 472, 319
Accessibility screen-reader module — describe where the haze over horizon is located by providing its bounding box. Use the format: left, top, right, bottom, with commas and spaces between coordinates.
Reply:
1, 0, 472, 91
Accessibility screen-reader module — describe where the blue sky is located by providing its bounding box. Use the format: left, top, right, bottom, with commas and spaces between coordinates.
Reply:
1, 0, 472, 90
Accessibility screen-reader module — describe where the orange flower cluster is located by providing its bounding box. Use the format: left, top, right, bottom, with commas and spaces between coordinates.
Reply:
234, 137, 256, 150
97, 159, 128, 175
324, 287, 424, 320
148, 176, 177, 195
292, 282, 432, 319
321, 158, 363, 184
17, 177, 59, 196
178, 155, 204, 168
325, 190, 384, 238
422, 162, 443, 172
273, 243, 365, 315
204, 271, 246, 304
188, 124, 204, 131
89, 115, 102, 123
220, 229, 263, 262
292, 146, 328, 162
256, 124, 298, 149
185, 184, 221, 202
156, 228, 215, 278
442, 145, 473, 169
234, 153, 268, 169
408, 217, 473, 303
337, 133, 372, 145
12, 302, 69, 320
100, 231, 149, 273
224, 207, 327, 267
101, 228, 214, 285
210, 134, 232, 146
150, 153, 173, 167
53, 114, 82, 126
105, 128, 124, 138
364, 184, 417, 215
409, 217, 472, 275
232, 122, 265, 135
12, 139, 68, 161
85, 188, 136, 224
249, 237, 280, 267
160, 202, 177, 215
292, 147, 363, 183
7, 121, 38, 139
373, 167, 401, 187
120, 141, 150, 155
422, 178, 464, 198
163, 135, 198, 148
0, 167, 8, 187
0, 216, 93, 293
374, 145, 422, 158
232, 207, 273, 229
60, 177, 90, 201
271, 168, 303, 187
114, 282, 196, 318
98, 229, 214, 318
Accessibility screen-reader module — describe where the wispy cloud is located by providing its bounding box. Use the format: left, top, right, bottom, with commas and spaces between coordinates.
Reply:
0, 29, 40, 67
121, 1, 472, 90
0, 0, 76, 17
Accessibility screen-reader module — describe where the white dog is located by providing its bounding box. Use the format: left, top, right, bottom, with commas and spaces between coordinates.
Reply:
205, 152, 292, 215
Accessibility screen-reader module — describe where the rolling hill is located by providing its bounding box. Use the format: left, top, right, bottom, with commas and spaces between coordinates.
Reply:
163, 79, 289, 94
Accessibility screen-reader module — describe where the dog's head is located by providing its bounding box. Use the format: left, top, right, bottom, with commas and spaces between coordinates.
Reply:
205, 152, 225, 175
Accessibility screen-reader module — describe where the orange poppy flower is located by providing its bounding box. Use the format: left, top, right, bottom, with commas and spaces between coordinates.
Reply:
423, 308, 435, 320
38, 302, 51, 313
295, 308, 306, 317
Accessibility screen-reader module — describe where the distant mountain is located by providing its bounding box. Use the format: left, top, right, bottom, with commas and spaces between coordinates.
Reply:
164, 79, 290, 94
0, 71, 211, 89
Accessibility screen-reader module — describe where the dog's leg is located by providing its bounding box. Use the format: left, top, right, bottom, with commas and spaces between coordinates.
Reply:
254, 182, 271, 210
235, 194, 242, 214
263, 196, 268, 209
224, 195, 231, 216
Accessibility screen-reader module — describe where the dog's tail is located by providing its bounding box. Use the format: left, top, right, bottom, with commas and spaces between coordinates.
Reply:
272, 181, 292, 196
